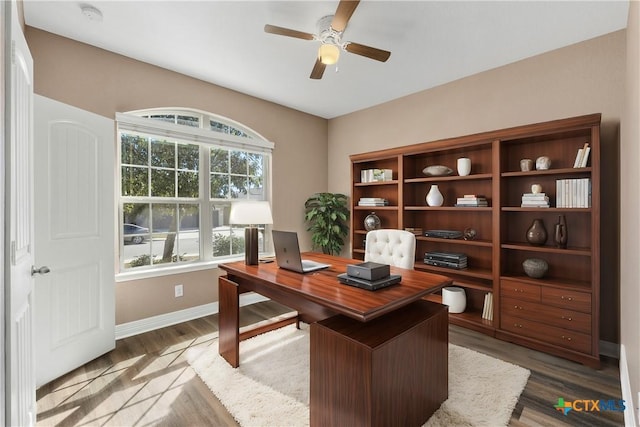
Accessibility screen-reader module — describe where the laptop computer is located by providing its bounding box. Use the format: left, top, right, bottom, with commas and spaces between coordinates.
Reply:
272, 230, 331, 273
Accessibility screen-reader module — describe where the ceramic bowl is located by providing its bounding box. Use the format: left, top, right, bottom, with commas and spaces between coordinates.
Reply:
422, 165, 453, 176
522, 258, 548, 278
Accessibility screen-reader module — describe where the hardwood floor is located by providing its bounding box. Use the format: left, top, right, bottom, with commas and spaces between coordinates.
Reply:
36, 300, 624, 426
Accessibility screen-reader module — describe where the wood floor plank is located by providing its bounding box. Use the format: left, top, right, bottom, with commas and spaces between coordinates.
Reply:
36, 300, 624, 426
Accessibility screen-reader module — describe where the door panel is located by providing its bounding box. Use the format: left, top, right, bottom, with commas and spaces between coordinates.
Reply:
7, 0, 36, 424
34, 95, 115, 388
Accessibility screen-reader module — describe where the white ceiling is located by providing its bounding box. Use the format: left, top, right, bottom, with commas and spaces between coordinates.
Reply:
23, 1, 629, 119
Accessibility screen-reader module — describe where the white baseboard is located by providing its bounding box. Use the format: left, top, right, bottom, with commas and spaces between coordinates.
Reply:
619, 344, 637, 427
115, 293, 269, 340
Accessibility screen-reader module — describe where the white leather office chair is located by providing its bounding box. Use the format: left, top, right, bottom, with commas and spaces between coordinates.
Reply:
364, 229, 416, 269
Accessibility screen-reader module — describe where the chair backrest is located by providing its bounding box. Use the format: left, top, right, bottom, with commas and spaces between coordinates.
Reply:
364, 229, 416, 269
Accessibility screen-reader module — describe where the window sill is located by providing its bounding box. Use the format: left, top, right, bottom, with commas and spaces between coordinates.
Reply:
115, 252, 275, 282
115, 258, 239, 282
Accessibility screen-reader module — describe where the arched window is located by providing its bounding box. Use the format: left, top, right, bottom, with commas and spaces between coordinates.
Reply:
116, 108, 273, 274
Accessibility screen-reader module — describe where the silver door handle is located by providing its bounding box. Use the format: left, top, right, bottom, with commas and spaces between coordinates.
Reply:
31, 266, 50, 276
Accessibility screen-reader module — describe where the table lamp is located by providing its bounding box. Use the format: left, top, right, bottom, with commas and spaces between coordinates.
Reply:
229, 201, 273, 265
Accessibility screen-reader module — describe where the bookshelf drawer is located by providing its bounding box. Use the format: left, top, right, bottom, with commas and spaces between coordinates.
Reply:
502, 297, 591, 334
542, 288, 591, 314
501, 314, 591, 354
500, 280, 540, 302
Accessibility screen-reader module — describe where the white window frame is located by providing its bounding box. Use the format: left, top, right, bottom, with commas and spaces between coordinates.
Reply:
116, 108, 274, 280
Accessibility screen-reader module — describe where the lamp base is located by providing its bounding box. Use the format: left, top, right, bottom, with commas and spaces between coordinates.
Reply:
245, 227, 259, 265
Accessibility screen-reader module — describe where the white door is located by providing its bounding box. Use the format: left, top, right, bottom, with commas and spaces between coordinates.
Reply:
34, 95, 115, 387
6, 0, 36, 425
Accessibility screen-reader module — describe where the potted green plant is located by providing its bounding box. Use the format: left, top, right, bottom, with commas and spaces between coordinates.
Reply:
304, 192, 350, 255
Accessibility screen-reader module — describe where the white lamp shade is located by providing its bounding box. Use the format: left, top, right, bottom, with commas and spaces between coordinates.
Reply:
318, 44, 340, 65
229, 201, 273, 225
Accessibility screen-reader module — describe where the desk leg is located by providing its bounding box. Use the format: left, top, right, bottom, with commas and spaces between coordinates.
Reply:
219, 276, 240, 367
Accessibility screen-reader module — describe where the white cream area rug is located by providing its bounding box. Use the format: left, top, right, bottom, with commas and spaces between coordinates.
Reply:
186, 324, 530, 427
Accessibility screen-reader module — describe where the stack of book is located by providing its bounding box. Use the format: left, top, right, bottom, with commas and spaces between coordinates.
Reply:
404, 227, 423, 236
455, 194, 488, 207
556, 178, 591, 208
424, 251, 468, 269
482, 292, 493, 321
573, 142, 591, 168
358, 197, 389, 207
521, 192, 550, 207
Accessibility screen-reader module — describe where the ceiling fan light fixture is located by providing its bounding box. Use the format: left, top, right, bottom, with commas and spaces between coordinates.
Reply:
318, 44, 340, 65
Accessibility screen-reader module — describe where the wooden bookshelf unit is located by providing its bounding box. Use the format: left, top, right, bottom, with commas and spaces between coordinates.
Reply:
349, 113, 601, 367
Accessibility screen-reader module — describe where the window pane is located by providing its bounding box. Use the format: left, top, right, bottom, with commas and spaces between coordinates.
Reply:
177, 115, 199, 127
151, 169, 175, 197
178, 144, 199, 170
151, 139, 175, 168
121, 134, 148, 165
248, 176, 263, 196
178, 204, 200, 262
210, 148, 228, 173
178, 171, 199, 198
230, 151, 247, 174
152, 203, 177, 265
122, 203, 151, 269
121, 166, 148, 197
214, 226, 266, 257
247, 153, 263, 176
230, 175, 247, 198
213, 229, 241, 256
149, 114, 175, 123
229, 127, 248, 137
211, 174, 229, 198
210, 120, 230, 134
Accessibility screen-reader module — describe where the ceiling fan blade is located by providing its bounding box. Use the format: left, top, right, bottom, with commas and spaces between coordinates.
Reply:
310, 58, 326, 80
345, 42, 391, 62
264, 24, 314, 40
331, 0, 360, 32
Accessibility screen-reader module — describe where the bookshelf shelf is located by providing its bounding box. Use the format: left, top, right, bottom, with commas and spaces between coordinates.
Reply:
350, 113, 601, 367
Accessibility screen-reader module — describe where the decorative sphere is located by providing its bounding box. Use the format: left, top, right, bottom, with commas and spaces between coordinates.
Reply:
364, 212, 381, 231
523, 258, 549, 278
536, 156, 551, 170
463, 228, 477, 240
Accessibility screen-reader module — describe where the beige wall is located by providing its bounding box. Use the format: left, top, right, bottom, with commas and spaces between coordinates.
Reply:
25, 27, 328, 324
328, 30, 626, 345
621, 0, 640, 416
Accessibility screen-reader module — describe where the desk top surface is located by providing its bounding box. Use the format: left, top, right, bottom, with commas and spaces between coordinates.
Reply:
219, 253, 452, 322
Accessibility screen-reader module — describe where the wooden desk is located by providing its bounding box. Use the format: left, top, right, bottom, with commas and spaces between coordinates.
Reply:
218, 253, 452, 426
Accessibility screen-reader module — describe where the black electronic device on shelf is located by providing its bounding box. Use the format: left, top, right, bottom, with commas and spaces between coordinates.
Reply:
424, 230, 463, 239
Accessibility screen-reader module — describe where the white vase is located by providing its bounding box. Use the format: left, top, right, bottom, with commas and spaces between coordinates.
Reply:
426, 184, 444, 206
442, 287, 466, 313
457, 157, 471, 176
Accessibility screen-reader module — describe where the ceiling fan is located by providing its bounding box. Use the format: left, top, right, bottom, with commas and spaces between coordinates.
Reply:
264, 0, 391, 79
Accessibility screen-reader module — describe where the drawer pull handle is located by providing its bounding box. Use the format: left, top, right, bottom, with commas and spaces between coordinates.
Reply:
562, 316, 572, 321
562, 335, 572, 341
514, 288, 523, 293
514, 305, 522, 310
561, 296, 574, 301
514, 323, 523, 328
